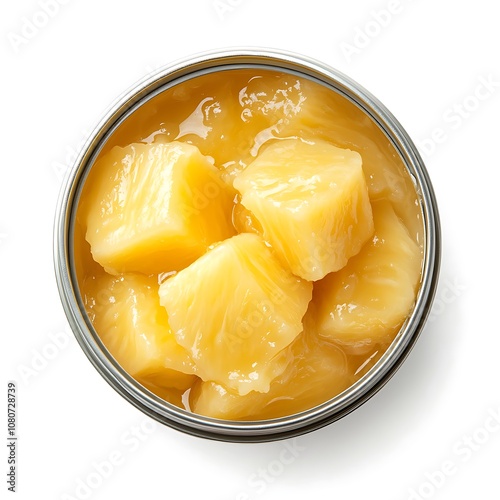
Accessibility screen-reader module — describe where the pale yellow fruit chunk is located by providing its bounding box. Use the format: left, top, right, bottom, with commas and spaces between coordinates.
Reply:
82, 272, 196, 392
313, 201, 422, 349
233, 138, 374, 281
191, 331, 352, 420
158, 233, 313, 396
82, 141, 235, 275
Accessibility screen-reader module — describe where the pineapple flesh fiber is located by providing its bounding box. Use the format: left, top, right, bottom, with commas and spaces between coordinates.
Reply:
81, 141, 235, 276
234, 138, 374, 281
158, 233, 313, 396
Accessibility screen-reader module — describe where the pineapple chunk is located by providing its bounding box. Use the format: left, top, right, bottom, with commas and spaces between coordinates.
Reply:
312, 201, 422, 349
191, 331, 352, 420
82, 141, 235, 275
158, 233, 313, 396
82, 272, 196, 392
233, 138, 374, 281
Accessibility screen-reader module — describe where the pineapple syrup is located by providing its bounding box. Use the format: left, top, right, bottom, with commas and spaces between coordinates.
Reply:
74, 69, 424, 420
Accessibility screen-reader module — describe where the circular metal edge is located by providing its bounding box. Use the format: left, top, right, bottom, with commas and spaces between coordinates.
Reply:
53, 47, 441, 443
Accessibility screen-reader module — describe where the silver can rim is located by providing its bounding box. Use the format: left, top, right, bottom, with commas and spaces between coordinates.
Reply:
53, 47, 441, 443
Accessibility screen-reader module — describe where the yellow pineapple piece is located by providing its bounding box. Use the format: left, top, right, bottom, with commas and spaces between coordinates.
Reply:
82, 272, 196, 392
233, 138, 374, 281
191, 331, 352, 420
158, 233, 313, 396
312, 201, 422, 349
81, 141, 235, 275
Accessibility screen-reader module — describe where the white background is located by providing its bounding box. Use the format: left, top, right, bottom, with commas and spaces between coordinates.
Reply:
2, 1, 499, 499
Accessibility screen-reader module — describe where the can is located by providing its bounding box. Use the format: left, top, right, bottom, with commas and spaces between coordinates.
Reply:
54, 48, 441, 442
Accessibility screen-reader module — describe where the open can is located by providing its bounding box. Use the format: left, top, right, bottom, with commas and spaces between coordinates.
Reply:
54, 48, 441, 442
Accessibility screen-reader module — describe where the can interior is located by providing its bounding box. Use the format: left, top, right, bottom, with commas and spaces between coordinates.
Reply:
55, 50, 441, 442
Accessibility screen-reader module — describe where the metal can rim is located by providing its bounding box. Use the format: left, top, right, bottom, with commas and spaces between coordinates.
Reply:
54, 47, 441, 443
